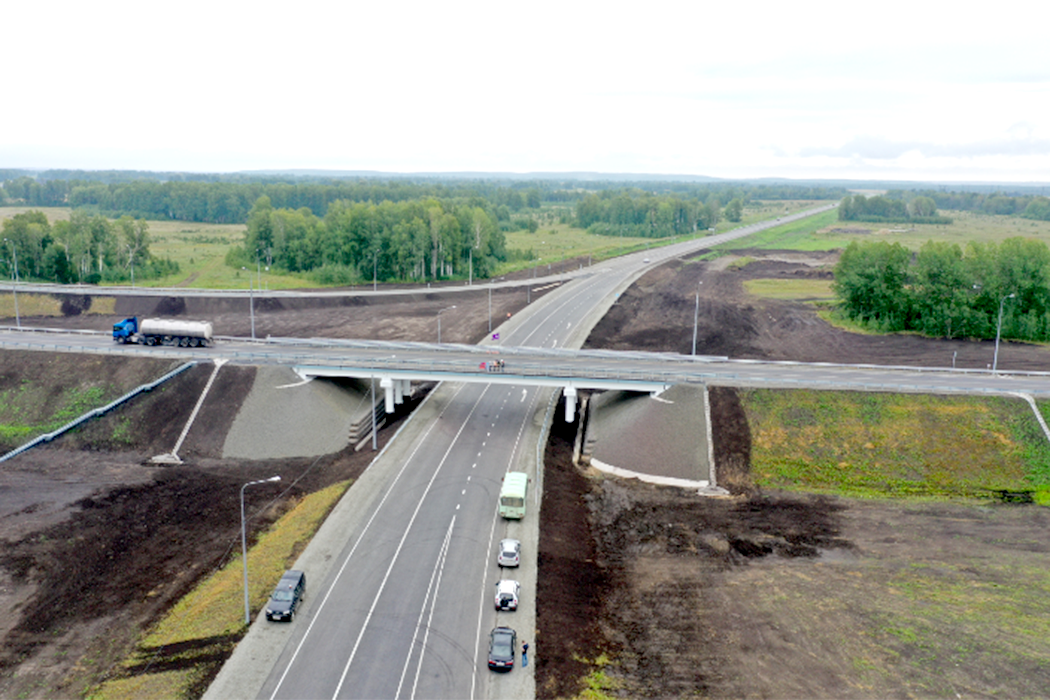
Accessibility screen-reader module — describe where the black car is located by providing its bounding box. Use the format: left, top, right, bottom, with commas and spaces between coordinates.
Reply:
265, 569, 306, 622
487, 626, 517, 671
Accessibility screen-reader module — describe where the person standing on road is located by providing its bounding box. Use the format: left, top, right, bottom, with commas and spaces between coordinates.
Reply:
522, 641, 529, 667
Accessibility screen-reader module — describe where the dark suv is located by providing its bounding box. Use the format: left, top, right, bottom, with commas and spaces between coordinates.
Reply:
487, 626, 517, 671
265, 570, 306, 622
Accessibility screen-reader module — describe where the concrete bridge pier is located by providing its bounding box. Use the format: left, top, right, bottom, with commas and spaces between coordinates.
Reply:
564, 386, 577, 422
380, 377, 396, 414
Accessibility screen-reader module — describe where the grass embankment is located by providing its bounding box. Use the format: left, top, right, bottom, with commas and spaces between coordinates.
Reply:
90, 480, 351, 700
742, 390, 1050, 503
0, 366, 126, 448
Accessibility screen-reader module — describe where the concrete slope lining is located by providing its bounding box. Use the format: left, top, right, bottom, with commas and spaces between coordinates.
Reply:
221, 366, 376, 459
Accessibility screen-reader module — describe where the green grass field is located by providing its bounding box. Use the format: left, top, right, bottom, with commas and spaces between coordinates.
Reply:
742, 278, 835, 301
718, 207, 1050, 254
742, 389, 1050, 501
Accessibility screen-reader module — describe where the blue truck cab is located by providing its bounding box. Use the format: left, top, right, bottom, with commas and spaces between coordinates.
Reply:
113, 317, 139, 343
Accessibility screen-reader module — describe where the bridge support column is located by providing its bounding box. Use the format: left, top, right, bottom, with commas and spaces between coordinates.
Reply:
380, 377, 395, 414
564, 386, 577, 423
394, 379, 408, 404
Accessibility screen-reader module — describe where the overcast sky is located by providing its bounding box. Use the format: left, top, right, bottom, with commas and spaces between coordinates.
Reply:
4, 1, 1048, 183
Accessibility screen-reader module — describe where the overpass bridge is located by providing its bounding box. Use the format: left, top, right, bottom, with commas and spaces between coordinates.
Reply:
6, 328, 1049, 423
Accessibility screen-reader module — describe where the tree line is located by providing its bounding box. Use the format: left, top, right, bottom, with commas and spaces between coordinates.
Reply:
575, 190, 737, 238
0, 177, 544, 224
0, 211, 175, 284
2, 172, 846, 226
833, 238, 1050, 342
838, 194, 952, 224
884, 189, 1050, 221
230, 196, 508, 284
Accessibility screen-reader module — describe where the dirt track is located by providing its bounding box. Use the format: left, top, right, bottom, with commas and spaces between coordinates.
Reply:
2, 251, 1050, 698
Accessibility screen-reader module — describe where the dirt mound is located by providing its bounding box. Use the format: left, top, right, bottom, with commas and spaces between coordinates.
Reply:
593, 486, 848, 698
587, 256, 1050, 369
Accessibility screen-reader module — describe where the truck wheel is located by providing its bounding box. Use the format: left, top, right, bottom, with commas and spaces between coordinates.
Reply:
179, 337, 189, 347
146, 337, 156, 346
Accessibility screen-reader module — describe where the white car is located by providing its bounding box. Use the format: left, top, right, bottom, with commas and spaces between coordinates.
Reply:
497, 538, 520, 567
494, 579, 520, 611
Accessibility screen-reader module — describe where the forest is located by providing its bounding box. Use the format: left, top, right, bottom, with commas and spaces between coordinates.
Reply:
0, 210, 176, 285
833, 237, 1050, 342
231, 196, 506, 284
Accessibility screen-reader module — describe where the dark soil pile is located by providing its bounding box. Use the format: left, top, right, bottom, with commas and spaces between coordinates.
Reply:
586, 253, 1050, 370
534, 396, 609, 698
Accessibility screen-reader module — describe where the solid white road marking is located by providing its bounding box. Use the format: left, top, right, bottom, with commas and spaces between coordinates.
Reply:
395, 516, 456, 700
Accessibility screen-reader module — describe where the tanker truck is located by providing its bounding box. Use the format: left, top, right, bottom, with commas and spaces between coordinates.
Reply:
112, 317, 214, 347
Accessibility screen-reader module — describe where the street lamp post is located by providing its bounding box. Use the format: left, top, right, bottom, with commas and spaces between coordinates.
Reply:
691, 281, 703, 356
3, 239, 20, 329
437, 305, 456, 344
372, 250, 379, 292
241, 476, 281, 626
242, 267, 255, 340
993, 293, 1016, 373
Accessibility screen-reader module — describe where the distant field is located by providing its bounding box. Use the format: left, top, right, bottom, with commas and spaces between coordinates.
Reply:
0, 206, 71, 224
721, 208, 1050, 253
502, 221, 650, 272
141, 220, 319, 291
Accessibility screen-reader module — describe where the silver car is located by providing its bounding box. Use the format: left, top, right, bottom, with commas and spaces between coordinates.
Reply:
495, 580, 520, 611
497, 538, 520, 567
